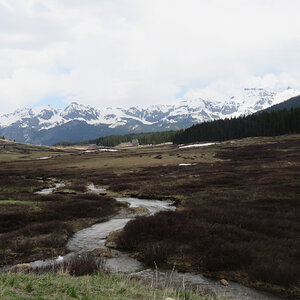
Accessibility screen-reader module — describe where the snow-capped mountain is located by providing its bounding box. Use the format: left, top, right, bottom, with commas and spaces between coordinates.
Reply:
0, 87, 299, 145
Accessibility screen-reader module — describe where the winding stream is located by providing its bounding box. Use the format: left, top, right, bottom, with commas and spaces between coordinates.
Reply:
31, 183, 289, 300
67, 195, 176, 274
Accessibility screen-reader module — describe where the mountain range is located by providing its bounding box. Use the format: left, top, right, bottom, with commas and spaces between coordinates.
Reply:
0, 87, 299, 145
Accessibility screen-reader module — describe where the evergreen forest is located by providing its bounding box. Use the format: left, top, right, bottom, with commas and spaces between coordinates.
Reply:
173, 108, 300, 144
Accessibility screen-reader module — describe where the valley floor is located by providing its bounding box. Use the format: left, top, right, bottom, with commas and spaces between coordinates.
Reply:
0, 134, 299, 298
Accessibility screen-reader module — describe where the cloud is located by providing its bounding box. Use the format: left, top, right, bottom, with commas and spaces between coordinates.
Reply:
0, 0, 300, 113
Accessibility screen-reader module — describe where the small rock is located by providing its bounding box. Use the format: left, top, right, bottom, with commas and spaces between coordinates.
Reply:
129, 206, 149, 216
220, 279, 229, 286
105, 229, 123, 248
164, 298, 176, 300
91, 248, 119, 258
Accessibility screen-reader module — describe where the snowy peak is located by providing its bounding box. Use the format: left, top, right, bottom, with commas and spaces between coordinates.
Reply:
242, 88, 275, 110
63, 102, 90, 114
273, 87, 300, 105
62, 102, 100, 121
34, 106, 59, 121
0, 107, 32, 127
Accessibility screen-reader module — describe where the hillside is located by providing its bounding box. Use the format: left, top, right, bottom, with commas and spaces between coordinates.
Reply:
0, 138, 70, 161
173, 107, 300, 144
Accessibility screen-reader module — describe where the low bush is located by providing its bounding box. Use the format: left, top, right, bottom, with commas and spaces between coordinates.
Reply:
109, 183, 138, 193
10, 239, 35, 255
137, 241, 175, 265
118, 201, 300, 288
44, 198, 117, 220
66, 254, 106, 276
0, 212, 33, 233
34, 254, 106, 276
203, 242, 253, 271
67, 181, 87, 192
40, 233, 67, 248
248, 259, 300, 286
74, 193, 114, 202
19, 221, 73, 236
38, 194, 66, 202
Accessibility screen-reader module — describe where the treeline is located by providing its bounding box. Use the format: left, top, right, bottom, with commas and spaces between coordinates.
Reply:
54, 141, 81, 146
54, 130, 180, 147
90, 131, 180, 147
173, 108, 300, 144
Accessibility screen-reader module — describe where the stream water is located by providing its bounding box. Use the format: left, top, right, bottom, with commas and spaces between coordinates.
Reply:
31, 183, 289, 300
34, 182, 65, 195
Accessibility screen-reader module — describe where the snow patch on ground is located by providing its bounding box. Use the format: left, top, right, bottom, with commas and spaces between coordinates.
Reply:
179, 143, 217, 149
87, 184, 106, 193
83, 148, 119, 153
99, 149, 118, 152
37, 156, 51, 160
179, 163, 197, 166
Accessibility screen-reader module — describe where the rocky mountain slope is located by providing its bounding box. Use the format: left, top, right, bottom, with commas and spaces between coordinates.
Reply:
257, 94, 300, 113
0, 88, 299, 145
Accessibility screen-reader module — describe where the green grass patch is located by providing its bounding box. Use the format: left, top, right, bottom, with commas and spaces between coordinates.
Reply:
0, 272, 222, 300
0, 200, 37, 205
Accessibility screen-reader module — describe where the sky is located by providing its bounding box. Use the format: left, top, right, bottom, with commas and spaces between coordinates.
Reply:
0, 0, 300, 114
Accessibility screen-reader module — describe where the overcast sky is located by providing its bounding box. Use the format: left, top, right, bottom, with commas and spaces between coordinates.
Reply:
0, 0, 300, 114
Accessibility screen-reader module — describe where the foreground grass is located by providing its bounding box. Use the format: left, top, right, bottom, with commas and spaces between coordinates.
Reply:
0, 272, 221, 300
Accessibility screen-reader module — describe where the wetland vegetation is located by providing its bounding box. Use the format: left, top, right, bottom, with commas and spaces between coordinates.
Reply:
0, 134, 299, 298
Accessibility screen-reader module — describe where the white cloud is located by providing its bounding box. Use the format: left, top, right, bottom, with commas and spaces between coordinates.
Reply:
0, 0, 300, 113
